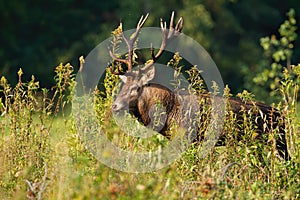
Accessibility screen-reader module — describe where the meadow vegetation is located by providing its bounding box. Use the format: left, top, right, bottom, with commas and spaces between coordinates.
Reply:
1, 11, 300, 200
1, 57, 299, 200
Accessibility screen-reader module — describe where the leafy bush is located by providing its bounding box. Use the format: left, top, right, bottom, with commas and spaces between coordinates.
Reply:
246, 9, 298, 103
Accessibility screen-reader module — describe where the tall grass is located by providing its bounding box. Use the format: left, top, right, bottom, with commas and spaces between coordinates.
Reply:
0, 64, 299, 199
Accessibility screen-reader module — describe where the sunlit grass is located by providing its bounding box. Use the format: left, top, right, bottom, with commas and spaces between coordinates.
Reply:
0, 62, 299, 199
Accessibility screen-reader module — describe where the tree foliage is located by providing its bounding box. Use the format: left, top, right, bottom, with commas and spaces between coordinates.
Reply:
0, 0, 299, 102
251, 9, 298, 102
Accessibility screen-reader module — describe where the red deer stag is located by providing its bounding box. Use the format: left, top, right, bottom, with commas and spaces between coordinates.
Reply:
109, 12, 290, 161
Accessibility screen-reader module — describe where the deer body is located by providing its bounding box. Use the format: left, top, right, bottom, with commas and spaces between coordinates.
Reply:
109, 12, 290, 160
113, 73, 290, 160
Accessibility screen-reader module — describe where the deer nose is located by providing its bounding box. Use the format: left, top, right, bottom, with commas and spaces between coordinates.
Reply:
112, 104, 117, 111
112, 102, 127, 112
112, 103, 120, 111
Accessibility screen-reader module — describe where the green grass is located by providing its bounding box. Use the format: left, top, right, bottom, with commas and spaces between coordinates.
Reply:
0, 63, 299, 200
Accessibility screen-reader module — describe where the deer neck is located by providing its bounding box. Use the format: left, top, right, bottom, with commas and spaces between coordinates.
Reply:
135, 83, 178, 125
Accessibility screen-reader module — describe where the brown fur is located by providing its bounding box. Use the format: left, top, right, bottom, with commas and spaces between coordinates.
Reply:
112, 67, 290, 160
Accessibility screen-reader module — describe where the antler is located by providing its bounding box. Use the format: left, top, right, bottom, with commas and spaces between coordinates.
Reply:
109, 12, 183, 74
143, 11, 183, 71
109, 13, 149, 74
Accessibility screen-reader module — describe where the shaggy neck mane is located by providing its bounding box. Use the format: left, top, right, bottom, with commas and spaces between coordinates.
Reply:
135, 83, 178, 129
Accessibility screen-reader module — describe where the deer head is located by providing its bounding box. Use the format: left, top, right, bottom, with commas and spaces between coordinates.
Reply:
112, 65, 155, 112
110, 12, 183, 113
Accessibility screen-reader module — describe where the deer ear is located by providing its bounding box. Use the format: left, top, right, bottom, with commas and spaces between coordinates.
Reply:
139, 65, 155, 85
119, 75, 127, 83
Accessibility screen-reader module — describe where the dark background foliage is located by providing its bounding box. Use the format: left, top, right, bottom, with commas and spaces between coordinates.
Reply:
0, 0, 299, 101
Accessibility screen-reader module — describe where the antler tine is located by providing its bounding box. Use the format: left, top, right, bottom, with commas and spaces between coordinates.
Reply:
109, 50, 128, 64
109, 49, 128, 75
154, 20, 168, 60
175, 17, 184, 33
142, 12, 183, 71
131, 13, 149, 45
167, 11, 175, 39
138, 13, 149, 29
110, 13, 149, 73
169, 11, 175, 31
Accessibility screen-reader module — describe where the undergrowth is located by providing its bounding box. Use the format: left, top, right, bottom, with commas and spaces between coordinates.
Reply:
0, 59, 299, 199
0, 15, 299, 199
